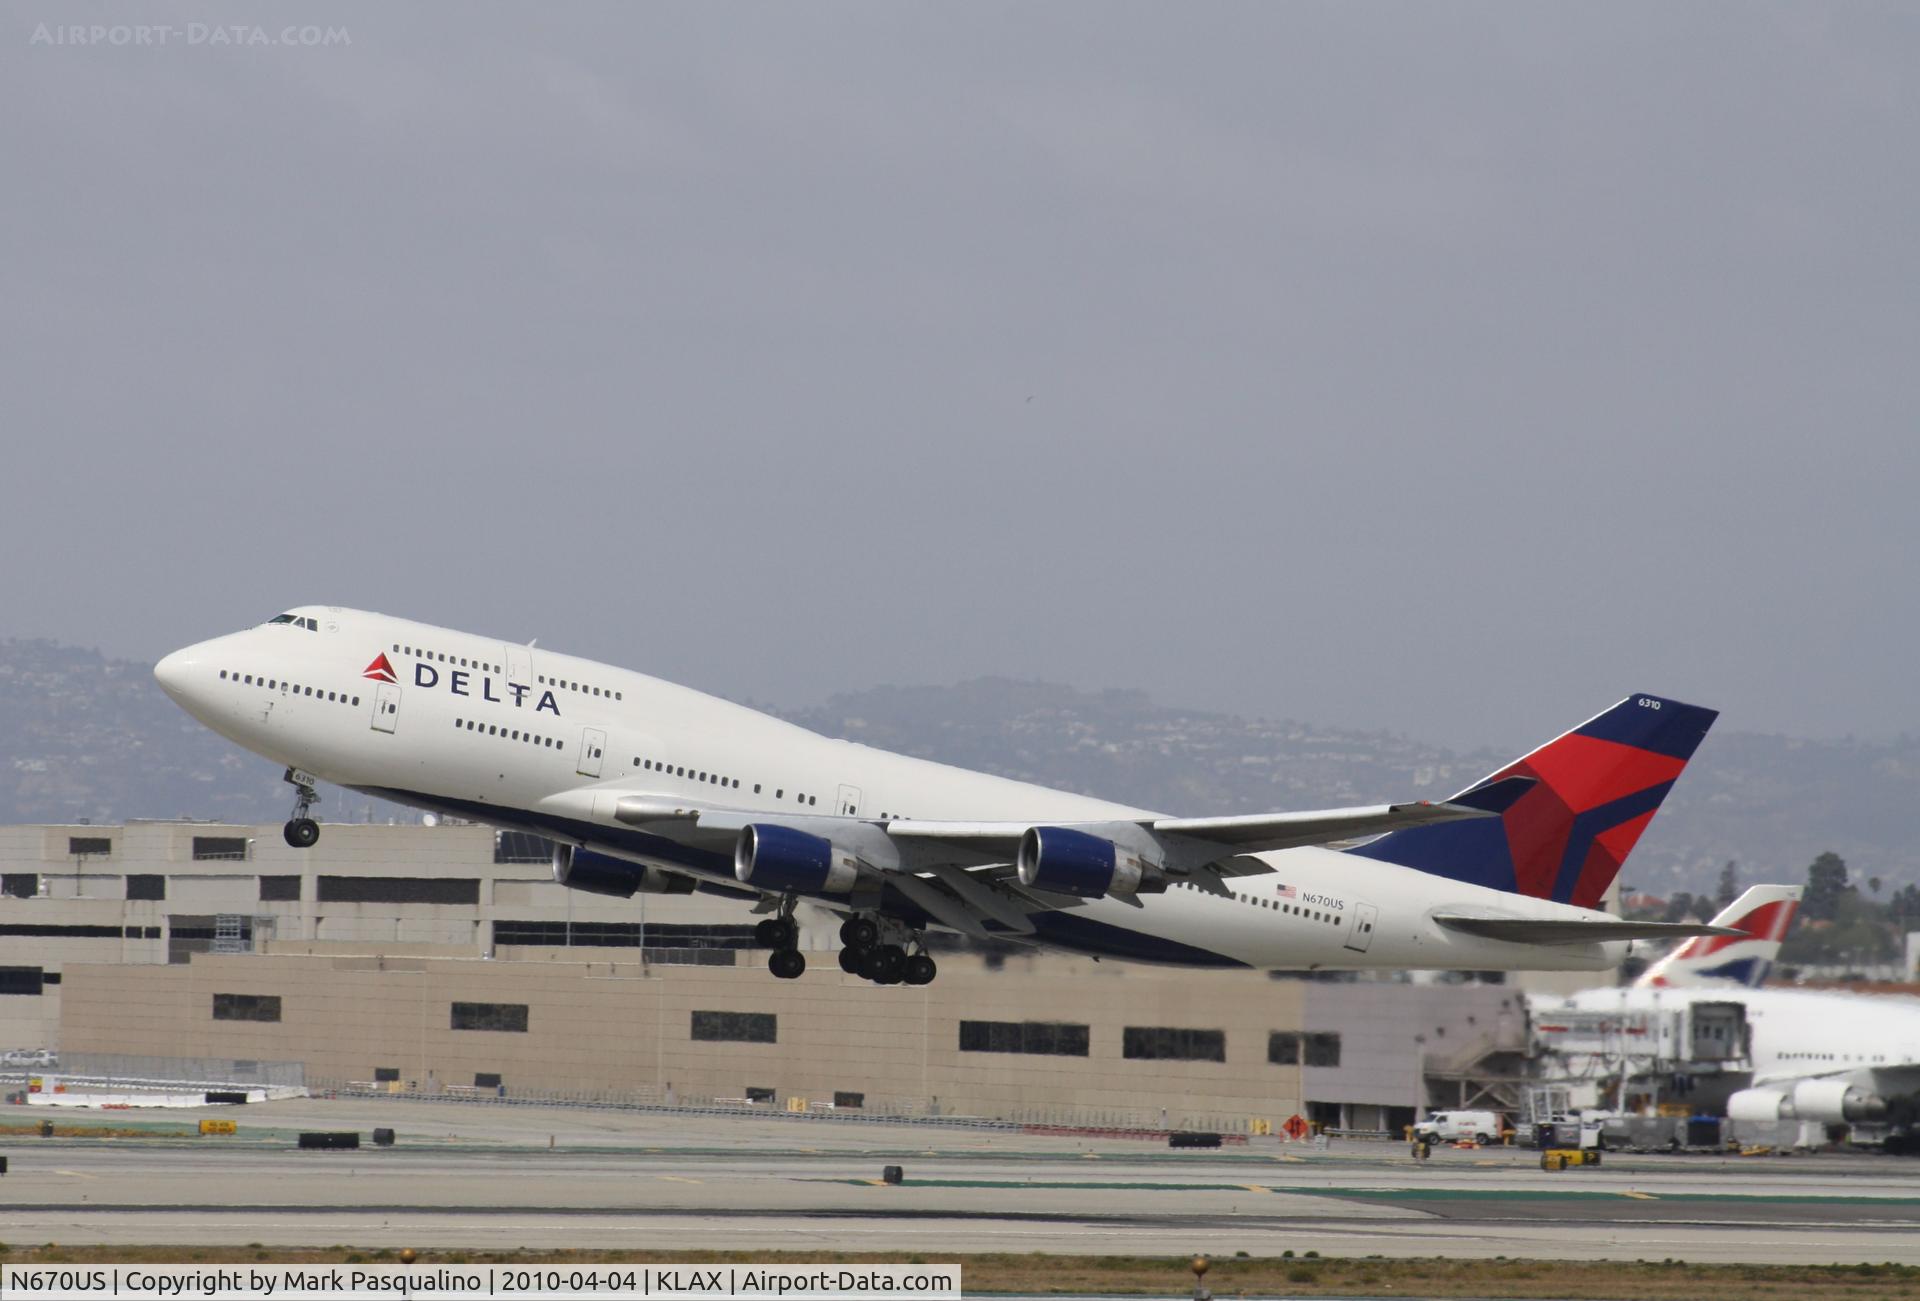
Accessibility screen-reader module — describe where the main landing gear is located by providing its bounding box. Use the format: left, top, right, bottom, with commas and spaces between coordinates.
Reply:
838, 915, 937, 986
755, 896, 807, 979
282, 769, 320, 849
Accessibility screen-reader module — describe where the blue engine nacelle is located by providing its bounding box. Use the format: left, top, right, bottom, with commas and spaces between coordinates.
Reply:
551, 845, 696, 898
734, 824, 858, 895
1016, 826, 1165, 898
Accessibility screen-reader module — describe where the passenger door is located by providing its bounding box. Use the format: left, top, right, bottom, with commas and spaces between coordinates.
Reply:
836, 783, 863, 817
502, 644, 531, 691
1343, 901, 1378, 953
576, 727, 606, 778
371, 683, 401, 734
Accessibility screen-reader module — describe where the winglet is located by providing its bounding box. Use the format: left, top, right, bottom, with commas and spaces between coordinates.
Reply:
1444, 775, 1536, 816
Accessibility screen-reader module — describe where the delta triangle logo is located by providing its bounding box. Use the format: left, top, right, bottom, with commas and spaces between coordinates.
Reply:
363, 653, 398, 684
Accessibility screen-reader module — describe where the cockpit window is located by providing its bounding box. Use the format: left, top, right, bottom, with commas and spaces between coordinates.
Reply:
266, 613, 319, 631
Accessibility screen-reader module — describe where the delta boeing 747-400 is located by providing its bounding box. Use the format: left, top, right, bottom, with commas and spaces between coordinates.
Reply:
155, 607, 1749, 986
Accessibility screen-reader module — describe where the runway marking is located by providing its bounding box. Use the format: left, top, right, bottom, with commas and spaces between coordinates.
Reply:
1621, 1191, 1658, 1200
54, 1169, 100, 1179
1239, 1184, 1271, 1193
657, 1175, 703, 1184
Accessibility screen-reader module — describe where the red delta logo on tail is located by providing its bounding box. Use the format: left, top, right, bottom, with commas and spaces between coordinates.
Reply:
363, 653, 397, 683
1351, 694, 1719, 908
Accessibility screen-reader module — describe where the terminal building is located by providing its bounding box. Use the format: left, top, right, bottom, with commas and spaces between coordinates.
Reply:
2, 819, 1531, 1131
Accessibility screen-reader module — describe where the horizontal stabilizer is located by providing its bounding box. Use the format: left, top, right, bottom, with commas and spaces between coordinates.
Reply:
1433, 914, 1745, 946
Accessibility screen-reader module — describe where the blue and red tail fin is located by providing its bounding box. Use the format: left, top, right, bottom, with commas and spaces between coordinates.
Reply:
1634, 885, 1800, 989
1349, 694, 1718, 908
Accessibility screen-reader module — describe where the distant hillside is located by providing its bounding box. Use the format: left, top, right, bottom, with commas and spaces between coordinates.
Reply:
2, 639, 1914, 894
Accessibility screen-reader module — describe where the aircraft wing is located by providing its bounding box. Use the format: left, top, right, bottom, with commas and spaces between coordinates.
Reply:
545, 777, 1530, 939
1147, 775, 1535, 853
885, 774, 1534, 862
1434, 915, 1745, 945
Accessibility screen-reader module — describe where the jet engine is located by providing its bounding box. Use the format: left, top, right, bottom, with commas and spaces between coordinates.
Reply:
1016, 827, 1166, 898
734, 824, 858, 895
1727, 1080, 1887, 1124
551, 844, 696, 899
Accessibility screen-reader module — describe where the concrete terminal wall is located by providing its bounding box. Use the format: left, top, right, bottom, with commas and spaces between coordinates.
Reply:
60, 951, 1320, 1126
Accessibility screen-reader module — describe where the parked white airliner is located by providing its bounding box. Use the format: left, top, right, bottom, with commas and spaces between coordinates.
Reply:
154, 607, 1741, 986
1546, 886, 1920, 1137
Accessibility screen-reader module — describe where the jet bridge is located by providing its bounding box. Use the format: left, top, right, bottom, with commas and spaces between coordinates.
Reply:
1528, 999, 1753, 1113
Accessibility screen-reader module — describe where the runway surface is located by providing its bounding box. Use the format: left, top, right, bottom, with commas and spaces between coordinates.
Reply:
5, 1098, 1920, 1263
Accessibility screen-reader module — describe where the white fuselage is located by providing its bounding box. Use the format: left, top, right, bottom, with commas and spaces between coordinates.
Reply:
1555, 983, 1920, 1089
154, 606, 1634, 972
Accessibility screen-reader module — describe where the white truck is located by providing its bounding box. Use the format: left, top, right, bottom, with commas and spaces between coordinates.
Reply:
1411, 1109, 1504, 1145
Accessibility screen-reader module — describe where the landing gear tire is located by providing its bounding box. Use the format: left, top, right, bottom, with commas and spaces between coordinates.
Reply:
755, 917, 798, 950
839, 917, 879, 949
282, 769, 320, 847
903, 954, 937, 986
838, 947, 865, 974
769, 949, 806, 979
863, 944, 908, 985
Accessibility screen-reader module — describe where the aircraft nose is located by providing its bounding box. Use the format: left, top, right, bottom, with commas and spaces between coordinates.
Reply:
154, 645, 203, 699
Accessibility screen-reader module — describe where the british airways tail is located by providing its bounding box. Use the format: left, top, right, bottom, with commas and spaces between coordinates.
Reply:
1349, 694, 1718, 909
1634, 884, 1800, 989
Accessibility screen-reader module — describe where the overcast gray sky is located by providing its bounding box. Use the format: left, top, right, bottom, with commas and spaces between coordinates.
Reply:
4, 3, 1916, 750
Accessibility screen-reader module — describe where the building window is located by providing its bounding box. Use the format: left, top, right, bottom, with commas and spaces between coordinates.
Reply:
1122, 1026, 1226, 1062
451, 1001, 528, 1032
691, 1011, 777, 1044
958, 1020, 1091, 1056
212, 993, 282, 1022
1, 873, 39, 899
0, 967, 45, 996
373, 1067, 400, 1083
319, 876, 480, 905
1268, 1032, 1301, 1065
68, 836, 112, 856
126, 874, 166, 901
493, 832, 553, 864
493, 921, 753, 950
192, 836, 249, 861
1304, 1032, 1342, 1067
259, 875, 302, 902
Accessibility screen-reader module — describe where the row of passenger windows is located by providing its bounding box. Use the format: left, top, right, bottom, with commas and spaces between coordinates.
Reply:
1171, 881, 1349, 929
218, 670, 360, 707
538, 671, 620, 701
456, 718, 558, 749
629, 756, 828, 808
394, 642, 500, 676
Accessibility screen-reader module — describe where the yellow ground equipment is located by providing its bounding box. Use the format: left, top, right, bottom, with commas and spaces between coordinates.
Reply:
1540, 1147, 1601, 1170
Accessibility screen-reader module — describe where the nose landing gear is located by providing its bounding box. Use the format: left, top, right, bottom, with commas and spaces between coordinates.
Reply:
282, 768, 320, 849
838, 914, 937, 985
